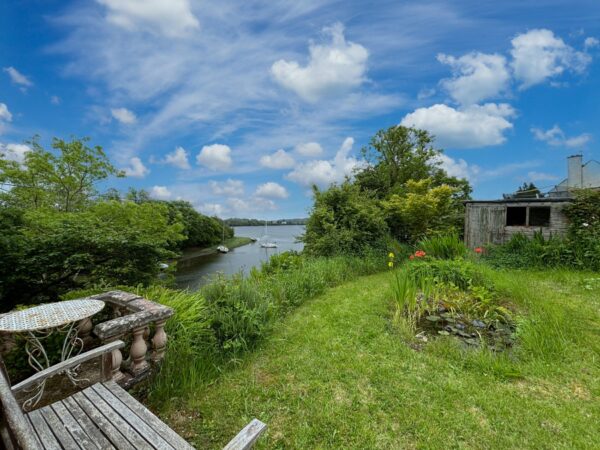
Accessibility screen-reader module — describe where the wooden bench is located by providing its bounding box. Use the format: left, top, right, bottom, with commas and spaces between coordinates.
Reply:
1, 341, 266, 450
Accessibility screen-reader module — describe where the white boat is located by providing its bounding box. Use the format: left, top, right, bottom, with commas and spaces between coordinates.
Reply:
259, 220, 278, 248
216, 245, 229, 253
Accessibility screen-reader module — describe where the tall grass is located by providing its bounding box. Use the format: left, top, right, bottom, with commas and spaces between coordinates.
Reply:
417, 233, 467, 259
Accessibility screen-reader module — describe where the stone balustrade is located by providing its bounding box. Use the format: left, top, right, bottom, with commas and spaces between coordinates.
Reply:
88, 291, 174, 388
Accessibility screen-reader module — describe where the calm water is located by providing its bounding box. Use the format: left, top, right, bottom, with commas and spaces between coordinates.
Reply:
175, 225, 305, 291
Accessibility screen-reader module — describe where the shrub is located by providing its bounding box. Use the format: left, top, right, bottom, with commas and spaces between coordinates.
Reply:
407, 258, 494, 291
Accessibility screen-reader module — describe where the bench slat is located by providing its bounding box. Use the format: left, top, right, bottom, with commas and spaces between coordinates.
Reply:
27, 409, 61, 450
50, 400, 100, 450
61, 396, 117, 450
71, 391, 139, 450
223, 419, 267, 450
101, 381, 194, 450
89, 383, 174, 450
39, 405, 81, 450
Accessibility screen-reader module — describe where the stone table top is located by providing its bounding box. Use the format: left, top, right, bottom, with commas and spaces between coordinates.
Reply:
0, 299, 105, 332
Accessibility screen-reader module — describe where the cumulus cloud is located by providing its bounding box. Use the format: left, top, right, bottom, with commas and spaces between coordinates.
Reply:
435, 153, 480, 181
510, 29, 591, 89
3, 67, 33, 87
584, 37, 599, 49
0, 103, 12, 134
255, 182, 289, 199
111, 107, 137, 124
437, 52, 510, 105
287, 137, 364, 188
199, 202, 226, 217
50, 96, 61, 105
260, 149, 295, 169
150, 185, 172, 199
271, 22, 368, 102
531, 125, 591, 148
295, 142, 323, 157
123, 156, 149, 177
163, 146, 190, 169
400, 103, 515, 148
209, 179, 244, 196
196, 144, 233, 171
227, 197, 276, 214
96, 0, 199, 38
0, 143, 31, 164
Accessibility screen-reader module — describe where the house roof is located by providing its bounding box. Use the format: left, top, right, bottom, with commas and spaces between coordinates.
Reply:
464, 198, 573, 204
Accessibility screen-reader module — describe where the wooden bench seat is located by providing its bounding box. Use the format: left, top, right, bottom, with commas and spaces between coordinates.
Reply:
25, 381, 194, 450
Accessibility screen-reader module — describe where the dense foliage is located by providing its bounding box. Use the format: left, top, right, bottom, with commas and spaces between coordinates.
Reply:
303, 126, 472, 256
0, 137, 229, 310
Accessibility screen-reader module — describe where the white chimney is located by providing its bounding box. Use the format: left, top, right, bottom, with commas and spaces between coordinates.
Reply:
567, 154, 583, 189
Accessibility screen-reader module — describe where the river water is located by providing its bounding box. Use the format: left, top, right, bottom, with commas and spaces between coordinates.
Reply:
174, 225, 305, 291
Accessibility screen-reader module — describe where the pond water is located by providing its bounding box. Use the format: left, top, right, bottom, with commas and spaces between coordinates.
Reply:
174, 225, 305, 291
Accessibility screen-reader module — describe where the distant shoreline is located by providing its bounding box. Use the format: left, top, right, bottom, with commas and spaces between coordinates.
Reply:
178, 236, 254, 263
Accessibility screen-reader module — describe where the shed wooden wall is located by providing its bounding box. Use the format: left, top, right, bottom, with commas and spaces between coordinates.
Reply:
464, 202, 570, 248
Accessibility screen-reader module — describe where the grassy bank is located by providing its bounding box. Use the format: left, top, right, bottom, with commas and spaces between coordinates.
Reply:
157, 267, 599, 449
178, 236, 253, 262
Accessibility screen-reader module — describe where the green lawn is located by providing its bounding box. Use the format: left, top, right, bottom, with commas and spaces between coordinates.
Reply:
163, 269, 600, 449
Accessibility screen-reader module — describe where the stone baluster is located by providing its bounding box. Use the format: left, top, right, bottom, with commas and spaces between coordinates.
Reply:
107, 335, 126, 383
77, 317, 93, 345
130, 327, 149, 374
152, 320, 168, 362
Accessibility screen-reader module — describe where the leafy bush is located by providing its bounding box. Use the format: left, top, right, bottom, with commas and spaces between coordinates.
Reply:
417, 233, 467, 260
407, 258, 494, 291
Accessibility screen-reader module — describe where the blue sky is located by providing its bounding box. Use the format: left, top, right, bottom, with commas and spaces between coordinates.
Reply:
1, 0, 599, 219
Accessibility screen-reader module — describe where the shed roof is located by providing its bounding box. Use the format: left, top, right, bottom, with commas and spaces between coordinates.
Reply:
464, 198, 573, 205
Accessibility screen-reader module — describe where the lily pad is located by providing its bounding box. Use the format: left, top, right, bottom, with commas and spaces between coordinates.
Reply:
438, 330, 450, 336
426, 315, 441, 322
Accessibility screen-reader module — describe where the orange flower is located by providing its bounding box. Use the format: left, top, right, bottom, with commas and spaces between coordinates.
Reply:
474, 247, 483, 254
415, 250, 426, 258
409, 254, 415, 260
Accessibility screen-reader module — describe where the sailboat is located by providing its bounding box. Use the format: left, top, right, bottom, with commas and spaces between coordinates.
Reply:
217, 222, 229, 253
260, 220, 277, 248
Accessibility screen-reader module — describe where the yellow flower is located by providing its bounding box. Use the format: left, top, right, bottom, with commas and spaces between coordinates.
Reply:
388, 261, 394, 268
388, 252, 395, 259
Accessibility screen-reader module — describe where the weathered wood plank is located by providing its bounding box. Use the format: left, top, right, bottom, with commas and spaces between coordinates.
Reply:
24, 416, 44, 449
78, 388, 154, 449
101, 381, 194, 450
38, 405, 80, 450
50, 400, 100, 450
89, 383, 174, 450
27, 410, 61, 450
0, 360, 40, 450
71, 391, 137, 450
61, 396, 116, 450
12, 341, 125, 395
223, 419, 267, 450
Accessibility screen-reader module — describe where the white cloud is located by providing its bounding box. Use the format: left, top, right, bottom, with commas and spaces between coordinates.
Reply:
271, 22, 368, 102
526, 171, 559, 182
260, 149, 295, 169
0, 103, 12, 134
3, 67, 33, 87
287, 137, 364, 188
227, 197, 276, 213
435, 153, 480, 181
51, 96, 61, 105
584, 37, 599, 49
123, 156, 149, 177
531, 125, 591, 148
294, 142, 323, 157
400, 103, 515, 148
255, 182, 289, 199
0, 143, 31, 164
96, 0, 199, 38
196, 144, 232, 171
510, 29, 591, 89
111, 107, 137, 124
437, 52, 510, 105
199, 202, 226, 217
209, 179, 244, 196
150, 185, 172, 199
164, 146, 190, 169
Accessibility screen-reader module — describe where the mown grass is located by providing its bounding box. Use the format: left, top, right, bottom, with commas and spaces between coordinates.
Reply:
159, 268, 600, 449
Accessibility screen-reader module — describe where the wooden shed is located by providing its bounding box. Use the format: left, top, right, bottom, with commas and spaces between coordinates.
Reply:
464, 198, 572, 249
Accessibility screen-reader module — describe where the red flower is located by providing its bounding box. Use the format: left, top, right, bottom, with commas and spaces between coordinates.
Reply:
474, 247, 483, 254
409, 254, 415, 260
414, 250, 426, 258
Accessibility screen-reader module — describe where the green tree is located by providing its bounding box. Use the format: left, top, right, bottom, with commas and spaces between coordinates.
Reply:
514, 182, 541, 198
0, 136, 123, 211
303, 183, 389, 257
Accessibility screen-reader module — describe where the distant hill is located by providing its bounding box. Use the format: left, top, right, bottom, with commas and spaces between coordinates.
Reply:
225, 218, 308, 226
